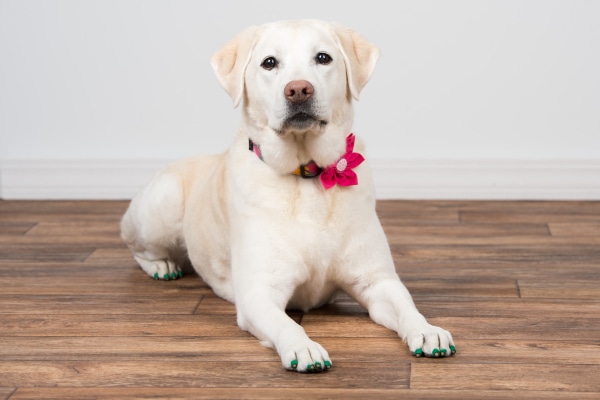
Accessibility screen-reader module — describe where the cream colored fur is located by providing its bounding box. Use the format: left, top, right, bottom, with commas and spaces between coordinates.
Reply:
121, 19, 455, 373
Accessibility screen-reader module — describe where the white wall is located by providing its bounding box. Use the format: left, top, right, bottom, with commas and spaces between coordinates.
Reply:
1, 0, 599, 199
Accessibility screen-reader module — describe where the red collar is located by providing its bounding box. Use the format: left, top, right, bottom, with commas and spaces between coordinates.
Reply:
248, 134, 365, 189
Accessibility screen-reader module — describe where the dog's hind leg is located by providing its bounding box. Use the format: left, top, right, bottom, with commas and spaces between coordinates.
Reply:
121, 168, 186, 280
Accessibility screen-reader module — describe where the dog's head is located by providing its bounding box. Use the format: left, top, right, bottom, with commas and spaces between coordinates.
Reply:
211, 20, 379, 174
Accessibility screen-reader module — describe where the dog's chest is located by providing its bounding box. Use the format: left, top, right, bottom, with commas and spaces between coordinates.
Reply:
288, 244, 340, 311
283, 192, 354, 310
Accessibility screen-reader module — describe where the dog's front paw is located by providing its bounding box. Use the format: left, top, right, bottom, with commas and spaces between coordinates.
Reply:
134, 257, 183, 281
281, 339, 332, 373
407, 324, 456, 358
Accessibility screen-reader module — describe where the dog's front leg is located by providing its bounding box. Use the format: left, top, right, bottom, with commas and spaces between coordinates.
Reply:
230, 234, 332, 373
235, 289, 331, 372
342, 224, 456, 358
360, 277, 456, 358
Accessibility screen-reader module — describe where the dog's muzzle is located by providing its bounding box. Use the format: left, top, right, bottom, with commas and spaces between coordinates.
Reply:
281, 80, 327, 132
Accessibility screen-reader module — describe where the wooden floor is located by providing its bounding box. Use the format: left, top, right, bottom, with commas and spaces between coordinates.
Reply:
1, 200, 599, 399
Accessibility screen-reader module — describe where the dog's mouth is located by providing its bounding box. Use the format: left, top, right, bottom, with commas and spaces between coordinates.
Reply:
283, 112, 328, 131
290, 112, 314, 123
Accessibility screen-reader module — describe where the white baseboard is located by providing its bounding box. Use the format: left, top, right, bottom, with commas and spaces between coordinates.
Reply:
371, 160, 600, 200
1, 159, 599, 200
0, 160, 170, 200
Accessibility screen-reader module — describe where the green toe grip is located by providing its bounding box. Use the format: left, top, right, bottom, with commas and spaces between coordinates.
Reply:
324, 360, 332, 369
290, 359, 298, 369
440, 348, 447, 356
314, 362, 322, 371
307, 363, 315, 372
450, 345, 456, 354
432, 348, 440, 357
153, 273, 159, 280
163, 273, 170, 280
413, 348, 423, 357
170, 272, 177, 279
178, 271, 183, 278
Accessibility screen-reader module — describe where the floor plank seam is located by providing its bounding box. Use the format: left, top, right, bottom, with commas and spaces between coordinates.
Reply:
408, 362, 412, 389
544, 223, 553, 236
515, 280, 522, 298
81, 248, 99, 263
191, 296, 205, 315
22, 223, 38, 236
4, 387, 17, 400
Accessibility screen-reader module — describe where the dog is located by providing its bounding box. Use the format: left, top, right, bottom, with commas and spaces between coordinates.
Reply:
121, 19, 455, 373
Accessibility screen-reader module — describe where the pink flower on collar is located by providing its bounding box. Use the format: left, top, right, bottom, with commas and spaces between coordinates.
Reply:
320, 134, 365, 190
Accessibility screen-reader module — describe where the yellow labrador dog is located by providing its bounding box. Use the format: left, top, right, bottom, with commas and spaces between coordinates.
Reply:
121, 19, 455, 373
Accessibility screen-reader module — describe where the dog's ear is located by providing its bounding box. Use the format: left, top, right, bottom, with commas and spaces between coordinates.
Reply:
332, 23, 380, 100
210, 26, 258, 108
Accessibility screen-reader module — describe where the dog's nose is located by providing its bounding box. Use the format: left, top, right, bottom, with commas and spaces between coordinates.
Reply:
284, 80, 314, 104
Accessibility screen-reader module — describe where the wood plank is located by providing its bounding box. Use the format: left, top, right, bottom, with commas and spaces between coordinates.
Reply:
301, 314, 402, 338
384, 223, 550, 238
0, 294, 202, 315
0, 229, 124, 246
83, 248, 141, 265
0, 314, 244, 337
0, 244, 96, 263
9, 388, 600, 400
460, 210, 600, 224
548, 222, 600, 237
377, 201, 460, 225
0, 207, 124, 245
413, 298, 600, 318
380, 200, 600, 225
395, 262, 600, 281
0, 220, 124, 246
456, 200, 600, 214
386, 229, 600, 246
519, 280, 600, 299
301, 314, 600, 341
0, 361, 410, 389
0, 337, 271, 362
383, 218, 600, 246
26, 221, 121, 237
0, 261, 134, 276
391, 244, 600, 264
412, 339, 600, 365
0, 274, 210, 294
410, 363, 600, 392
0, 221, 36, 235
403, 278, 519, 298
426, 316, 600, 341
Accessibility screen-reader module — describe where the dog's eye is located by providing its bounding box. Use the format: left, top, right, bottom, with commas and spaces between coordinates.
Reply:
315, 52, 332, 65
261, 57, 278, 70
